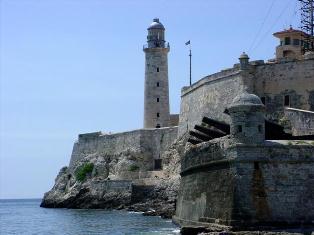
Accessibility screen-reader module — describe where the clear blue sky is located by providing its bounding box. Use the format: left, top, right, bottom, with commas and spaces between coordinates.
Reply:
0, 0, 300, 199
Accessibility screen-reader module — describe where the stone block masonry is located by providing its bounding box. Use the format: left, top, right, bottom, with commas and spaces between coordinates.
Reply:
178, 69, 243, 137
174, 138, 314, 229
254, 59, 314, 121
143, 18, 172, 129
284, 107, 314, 135
178, 59, 314, 138
68, 127, 178, 172
144, 48, 171, 128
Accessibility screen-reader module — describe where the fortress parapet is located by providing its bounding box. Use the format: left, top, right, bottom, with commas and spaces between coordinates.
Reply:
175, 90, 314, 229
78, 132, 103, 141
176, 139, 314, 230
69, 127, 178, 173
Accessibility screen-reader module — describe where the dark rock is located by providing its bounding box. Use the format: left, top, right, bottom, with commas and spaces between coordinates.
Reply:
180, 226, 207, 235
116, 205, 124, 210
143, 210, 157, 216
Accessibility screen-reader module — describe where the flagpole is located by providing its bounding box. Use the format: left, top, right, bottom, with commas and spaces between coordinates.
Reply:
185, 40, 192, 86
189, 46, 192, 86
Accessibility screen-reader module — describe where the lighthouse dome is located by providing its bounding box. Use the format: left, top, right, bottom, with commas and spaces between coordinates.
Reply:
148, 18, 165, 30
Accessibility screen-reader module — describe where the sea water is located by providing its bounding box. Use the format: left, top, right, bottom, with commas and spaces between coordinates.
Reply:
0, 199, 179, 235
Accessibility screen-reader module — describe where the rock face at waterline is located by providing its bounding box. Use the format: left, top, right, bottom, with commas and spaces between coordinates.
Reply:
41, 130, 186, 218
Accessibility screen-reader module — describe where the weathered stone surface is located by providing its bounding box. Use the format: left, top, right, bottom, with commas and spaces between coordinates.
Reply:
178, 59, 314, 137
175, 137, 314, 229
69, 127, 178, 173
178, 69, 242, 137
41, 130, 185, 218
40, 166, 132, 209
254, 60, 314, 118
144, 47, 171, 128
284, 107, 314, 135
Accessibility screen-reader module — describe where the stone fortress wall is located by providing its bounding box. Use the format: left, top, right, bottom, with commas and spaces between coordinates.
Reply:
178, 68, 242, 137
174, 138, 314, 227
253, 59, 314, 119
178, 57, 314, 138
175, 89, 314, 229
284, 107, 314, 135
68, 127, 178, 172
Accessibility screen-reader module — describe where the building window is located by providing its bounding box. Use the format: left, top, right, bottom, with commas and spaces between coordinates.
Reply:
284, 95, 290, 106
293, 39, 300, 45
157, 98, 159, 102
261, 97, 266, 105
254, 162, 259, 170
237, 125, 242, 133
157, 67, 159, 72
304, 42, 310, 49
157, 82, 160, 87
285, 37, 291, 45
157, 113, 160, 117
156, 124, 161, 128
258, 125, 263, 133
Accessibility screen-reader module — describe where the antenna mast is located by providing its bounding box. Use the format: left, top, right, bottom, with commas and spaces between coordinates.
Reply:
299, 0, 314, 52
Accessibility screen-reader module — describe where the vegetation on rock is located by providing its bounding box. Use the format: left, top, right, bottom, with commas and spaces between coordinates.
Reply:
75, 163, 94, 181
128, 164, 140, 172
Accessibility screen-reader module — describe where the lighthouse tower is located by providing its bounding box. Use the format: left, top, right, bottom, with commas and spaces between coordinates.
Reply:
143, 18, 170, 128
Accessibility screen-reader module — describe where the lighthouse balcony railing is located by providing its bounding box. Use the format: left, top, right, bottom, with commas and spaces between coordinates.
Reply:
143, 42, 170, 50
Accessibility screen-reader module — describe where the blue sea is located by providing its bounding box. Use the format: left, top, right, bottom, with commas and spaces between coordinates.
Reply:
0, 199, 180, 235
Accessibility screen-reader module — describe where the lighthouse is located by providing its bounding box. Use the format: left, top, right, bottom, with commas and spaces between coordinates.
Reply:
143, 18, 170, 128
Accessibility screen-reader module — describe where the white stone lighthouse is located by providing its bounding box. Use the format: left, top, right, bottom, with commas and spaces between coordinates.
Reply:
143, 18, 170, 128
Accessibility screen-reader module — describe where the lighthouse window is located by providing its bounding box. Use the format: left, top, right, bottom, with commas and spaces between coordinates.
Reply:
157, 113, 160, 117
157, 82, 160, 87
284, 37, 291, 45
157, 98, 159, 102
157, 67, 160, 72
284, 95, 290, 106
154, 159, 162, 170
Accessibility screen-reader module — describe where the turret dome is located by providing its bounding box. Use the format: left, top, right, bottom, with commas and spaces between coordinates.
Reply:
239, 52, 249, 60
230, 91, 263, 108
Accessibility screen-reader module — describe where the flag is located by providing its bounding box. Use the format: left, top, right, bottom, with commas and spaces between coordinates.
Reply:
185, 40, 190, 45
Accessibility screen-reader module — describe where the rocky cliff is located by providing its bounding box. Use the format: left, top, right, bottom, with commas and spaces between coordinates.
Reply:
40, 133, 187, 219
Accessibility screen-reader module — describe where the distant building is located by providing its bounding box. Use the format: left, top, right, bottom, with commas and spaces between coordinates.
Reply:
273, 26, 311, 61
